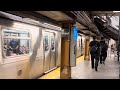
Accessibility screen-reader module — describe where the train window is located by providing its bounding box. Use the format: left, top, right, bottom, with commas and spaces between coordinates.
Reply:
2, 29, 31, 58
44, 34, 49, 51
51, 33, 55, 50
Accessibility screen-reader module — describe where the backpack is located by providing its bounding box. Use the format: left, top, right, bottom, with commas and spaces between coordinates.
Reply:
100, 43, 107, 53
90, 44, 98, 53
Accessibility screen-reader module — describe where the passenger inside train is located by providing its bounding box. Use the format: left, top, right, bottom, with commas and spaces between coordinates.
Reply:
9, 39, 19, 55
3, 30, 30, 57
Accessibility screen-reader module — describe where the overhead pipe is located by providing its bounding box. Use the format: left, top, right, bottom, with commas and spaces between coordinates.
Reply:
78, 12, 96, 27
75, 11, 89, 26
77, 11, 88, 25
79, 11, 100, 35
74, 11, 88, 25
81, 11, 100, 33
71, 11, 92, 28
79, 11, 92, 26
71, 11, 97, 35
79, 11, 91, 24
71, 11, 101, 36
70, 11, 88, 27
73, 12, 98, 35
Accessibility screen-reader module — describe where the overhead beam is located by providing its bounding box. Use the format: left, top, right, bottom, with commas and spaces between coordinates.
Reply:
4, 11, 60, 26
62, 11, 76, 20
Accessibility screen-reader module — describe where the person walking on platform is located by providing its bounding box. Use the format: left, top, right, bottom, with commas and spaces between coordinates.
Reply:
100, 37, 108, 64
89, 36, 100, 71
111, 44, 114, 53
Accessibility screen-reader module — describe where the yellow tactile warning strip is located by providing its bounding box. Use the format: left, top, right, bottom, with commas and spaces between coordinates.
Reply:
39, 55, 84, 79
76, 55, 84, 64
39, 68, 60, 79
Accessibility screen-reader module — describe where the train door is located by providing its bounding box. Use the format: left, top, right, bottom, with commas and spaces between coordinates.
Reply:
43, 31, 56, 72
43, 32, 51, 72
50, 33, 56, 69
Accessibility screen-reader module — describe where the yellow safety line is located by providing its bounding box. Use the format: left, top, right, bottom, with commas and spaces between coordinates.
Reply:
39, 55, 84, 79
39, 68, 60, 79
76, 55, 84, 64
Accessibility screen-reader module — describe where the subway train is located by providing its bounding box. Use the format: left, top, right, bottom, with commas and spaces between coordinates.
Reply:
0, 17, 85, 79
0, 17, 61, 79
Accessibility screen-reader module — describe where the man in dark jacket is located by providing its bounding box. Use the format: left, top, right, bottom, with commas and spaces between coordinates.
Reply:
9, 39, 19, 55
89, 36, 100, 71
100, 37, 108, 64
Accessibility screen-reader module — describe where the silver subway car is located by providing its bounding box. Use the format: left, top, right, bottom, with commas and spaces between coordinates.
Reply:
76, 34, 85, 58
0, 18, 61, 79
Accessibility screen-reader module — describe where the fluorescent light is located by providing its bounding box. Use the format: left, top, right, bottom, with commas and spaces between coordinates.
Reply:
113, 11, 120, 12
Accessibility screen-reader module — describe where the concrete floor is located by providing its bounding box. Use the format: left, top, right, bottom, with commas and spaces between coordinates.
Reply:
39, 54, 120, 79
71, 54, 120, 79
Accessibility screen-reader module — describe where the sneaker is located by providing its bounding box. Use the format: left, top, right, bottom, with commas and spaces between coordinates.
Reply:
103, 62, 105, 65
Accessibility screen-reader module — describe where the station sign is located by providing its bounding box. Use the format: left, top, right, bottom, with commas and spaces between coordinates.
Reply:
73, 26, 78, 41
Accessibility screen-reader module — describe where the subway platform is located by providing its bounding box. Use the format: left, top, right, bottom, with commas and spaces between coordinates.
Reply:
39, 54, 119, 79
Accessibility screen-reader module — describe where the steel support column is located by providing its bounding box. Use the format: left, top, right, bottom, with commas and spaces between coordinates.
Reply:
60, 21, 75, 79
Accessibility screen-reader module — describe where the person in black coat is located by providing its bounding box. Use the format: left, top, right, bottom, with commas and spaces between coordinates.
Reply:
100, 37, 108, 64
